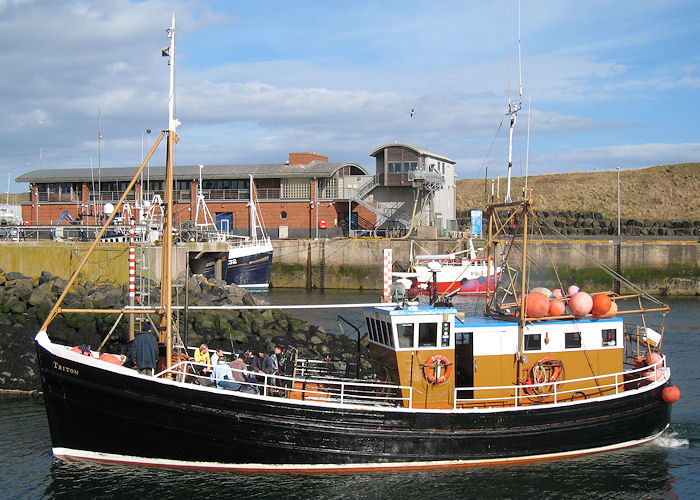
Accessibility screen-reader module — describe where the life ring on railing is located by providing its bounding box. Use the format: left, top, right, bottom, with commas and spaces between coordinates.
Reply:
423, 354, 453, 384
530, 356, 563, 384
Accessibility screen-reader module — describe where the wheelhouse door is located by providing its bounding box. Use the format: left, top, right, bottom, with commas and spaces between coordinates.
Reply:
455, 331, 473, 399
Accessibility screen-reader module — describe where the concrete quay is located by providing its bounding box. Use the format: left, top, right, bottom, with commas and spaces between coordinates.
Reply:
0, 237, 697, 295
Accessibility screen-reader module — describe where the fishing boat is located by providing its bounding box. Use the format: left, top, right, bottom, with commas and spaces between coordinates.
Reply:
400, 238, 501, 296
188, 166, 273, 290
35, 16, 679, 472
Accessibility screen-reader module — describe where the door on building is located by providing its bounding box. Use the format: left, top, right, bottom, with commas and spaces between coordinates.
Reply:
215, 212, 233, 233
454, 331, 474, 400
350, 212, 358, 231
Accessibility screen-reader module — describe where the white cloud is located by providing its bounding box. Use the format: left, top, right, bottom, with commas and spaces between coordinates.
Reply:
0, 0, 698, 192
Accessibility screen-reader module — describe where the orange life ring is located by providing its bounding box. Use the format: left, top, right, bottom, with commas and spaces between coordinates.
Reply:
531, 356, 562, 384
423, 354, 453, 384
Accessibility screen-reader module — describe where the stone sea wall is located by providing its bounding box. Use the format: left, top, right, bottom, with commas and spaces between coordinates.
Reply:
0, 270, 371, 394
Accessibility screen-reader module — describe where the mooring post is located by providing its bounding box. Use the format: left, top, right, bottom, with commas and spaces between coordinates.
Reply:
306, 242, 312, 290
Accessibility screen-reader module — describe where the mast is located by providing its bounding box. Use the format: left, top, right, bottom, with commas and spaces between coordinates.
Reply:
159, 13, 179, 369
504, 0, 523, 204
249, 174, 256, 239
516, 197, 529, 384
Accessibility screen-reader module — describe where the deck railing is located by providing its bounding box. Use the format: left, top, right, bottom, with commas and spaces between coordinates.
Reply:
155, 357, 667, 410
159, 361, 412, 407
453, 356, 668, 409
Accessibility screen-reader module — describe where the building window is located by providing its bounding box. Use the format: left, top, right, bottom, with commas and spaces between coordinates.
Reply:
280, 211, 287, 219
282, 179, 310, 199
318, 178, 337, 199
602, 329, 617, 346
524, 334, 541, 351
418, 322, 438, 347
397, 323, 413, 348
565, 332, 582, 349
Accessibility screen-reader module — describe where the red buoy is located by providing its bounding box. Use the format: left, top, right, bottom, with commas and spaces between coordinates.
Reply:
525, 291, 549, 318
662, 385, 681, 403
591, 293, 612, 316
548, 298, 566, 317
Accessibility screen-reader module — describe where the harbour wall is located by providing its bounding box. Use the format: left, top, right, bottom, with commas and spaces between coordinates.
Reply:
0, 239, 697, 295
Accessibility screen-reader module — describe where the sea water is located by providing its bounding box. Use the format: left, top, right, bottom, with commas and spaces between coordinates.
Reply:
1, 294, 697, 499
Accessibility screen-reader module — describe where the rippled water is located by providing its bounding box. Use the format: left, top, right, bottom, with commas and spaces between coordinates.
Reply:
2, 294, 697, 499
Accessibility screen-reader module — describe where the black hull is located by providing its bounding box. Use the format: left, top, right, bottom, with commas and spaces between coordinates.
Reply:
37, 337, 672, 470
203, 250, 272, 288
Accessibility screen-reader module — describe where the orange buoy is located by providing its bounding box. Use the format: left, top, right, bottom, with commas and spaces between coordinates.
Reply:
569, 291, 593, 316
525, 291, 550, 318
662, 385, 681, 403
548, 298, 566, 317
595, 301, 618, 319
567, 285, 580, 296
552, 288, 564, 298
591, 293, 612, 316
647, 352, 663, 366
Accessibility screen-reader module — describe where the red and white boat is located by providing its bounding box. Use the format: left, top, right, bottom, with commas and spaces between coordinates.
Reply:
401, 239, 501, 296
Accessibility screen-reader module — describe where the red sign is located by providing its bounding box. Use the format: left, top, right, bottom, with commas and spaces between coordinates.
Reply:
318, 219, 327, 229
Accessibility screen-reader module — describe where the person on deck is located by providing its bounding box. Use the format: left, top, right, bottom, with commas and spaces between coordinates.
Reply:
133, 323, 158, 376
211, 348, 224, 367
194, 344, 211, 379
252, 350, 275, 375
211, 356, 240, 391
252, 350, 275, 395
229, 354, 248, 383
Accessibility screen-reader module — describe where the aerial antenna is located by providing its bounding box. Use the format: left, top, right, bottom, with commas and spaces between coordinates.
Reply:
524, 94, 531, 194
164, 13, 180, 133
98, 108, 102, 217
504, 0, 523, 203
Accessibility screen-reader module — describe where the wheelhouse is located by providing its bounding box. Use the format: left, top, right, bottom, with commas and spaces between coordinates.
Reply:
364, 301, 627, 409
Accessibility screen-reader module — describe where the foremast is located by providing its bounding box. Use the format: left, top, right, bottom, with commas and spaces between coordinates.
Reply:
39, 16, 179, 373
160, 13, 179, 369
483, 191, 531, 382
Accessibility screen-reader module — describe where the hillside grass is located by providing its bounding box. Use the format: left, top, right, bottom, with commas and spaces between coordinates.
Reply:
456, 163, 699, 221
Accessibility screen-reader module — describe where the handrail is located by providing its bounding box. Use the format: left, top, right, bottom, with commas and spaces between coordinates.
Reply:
453, 356, 668, 409
154, 357, 666, 411
158, 360, 412, 406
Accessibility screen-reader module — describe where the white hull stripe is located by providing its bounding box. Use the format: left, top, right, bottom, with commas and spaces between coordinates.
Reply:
52, 426, 668, 472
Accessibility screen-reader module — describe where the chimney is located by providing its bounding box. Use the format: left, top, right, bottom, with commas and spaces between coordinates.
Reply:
288, 152, 328, 165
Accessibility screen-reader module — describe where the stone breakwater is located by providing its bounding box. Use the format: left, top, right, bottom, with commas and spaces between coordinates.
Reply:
0, 270, 371, 393
456, 209, 700, 237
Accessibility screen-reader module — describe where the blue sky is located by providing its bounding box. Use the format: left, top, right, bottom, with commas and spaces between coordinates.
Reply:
1, 0, 698, 192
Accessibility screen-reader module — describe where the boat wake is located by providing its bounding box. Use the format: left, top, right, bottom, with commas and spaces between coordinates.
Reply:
655, 431, 689, 449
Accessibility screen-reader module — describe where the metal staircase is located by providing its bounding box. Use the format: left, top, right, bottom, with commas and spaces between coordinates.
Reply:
348, 171, 444, 233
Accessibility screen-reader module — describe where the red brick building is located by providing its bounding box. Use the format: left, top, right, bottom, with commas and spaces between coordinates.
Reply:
16, 153, 376, 239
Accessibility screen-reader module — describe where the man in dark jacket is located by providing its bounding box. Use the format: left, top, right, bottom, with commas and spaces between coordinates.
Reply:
252, 351, 275, 374
133, 323, 159, 375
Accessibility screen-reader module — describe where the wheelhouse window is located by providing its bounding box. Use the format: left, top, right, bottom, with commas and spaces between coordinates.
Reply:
524, 334, 541, 351
418, 322, 438, 347
380, 321, 390, 345
602, 329, 617, 346
565, 332, 582, 349
397, 323, 414, 348
369, 318, 379, 343
365, 317, 373, 342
